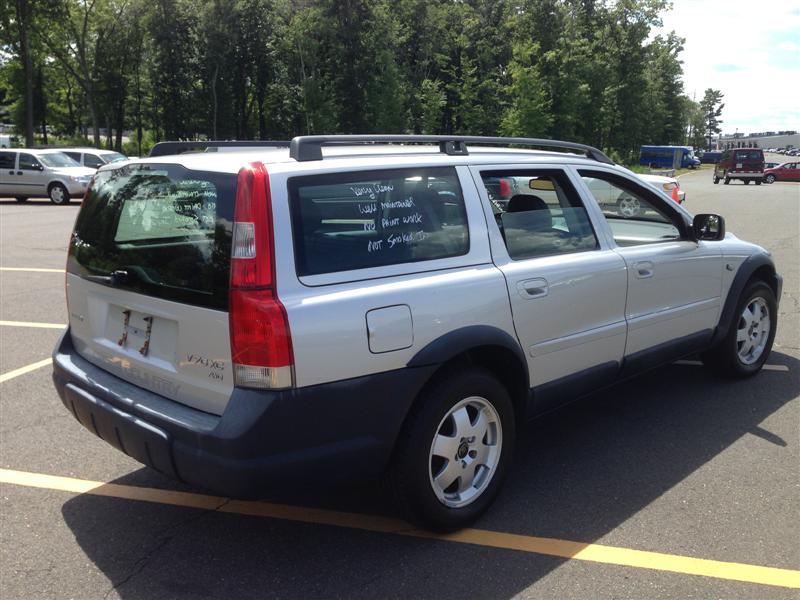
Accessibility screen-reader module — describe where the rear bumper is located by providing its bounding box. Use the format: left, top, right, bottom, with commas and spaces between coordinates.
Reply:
726, 172, 764, 180
52, 329, 435, 497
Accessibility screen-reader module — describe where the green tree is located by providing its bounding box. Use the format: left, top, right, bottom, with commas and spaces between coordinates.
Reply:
699, 88, 725, 149
501, 42, 553, 137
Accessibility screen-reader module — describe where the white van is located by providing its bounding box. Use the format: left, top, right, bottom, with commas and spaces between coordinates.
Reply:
0, 148, 95, 204
61, 148, 128, 169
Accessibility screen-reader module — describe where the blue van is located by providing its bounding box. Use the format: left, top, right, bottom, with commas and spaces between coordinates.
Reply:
639, 145, 701, 169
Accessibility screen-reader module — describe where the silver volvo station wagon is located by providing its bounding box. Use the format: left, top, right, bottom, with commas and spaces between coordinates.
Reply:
52, 136, 782, 531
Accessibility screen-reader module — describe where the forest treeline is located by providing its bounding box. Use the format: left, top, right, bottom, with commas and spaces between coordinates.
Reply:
1, 0, 724, 160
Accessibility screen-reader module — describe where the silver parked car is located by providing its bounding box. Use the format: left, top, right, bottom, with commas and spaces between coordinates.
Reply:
0, 148, 95, 204
52, 136, 782, 531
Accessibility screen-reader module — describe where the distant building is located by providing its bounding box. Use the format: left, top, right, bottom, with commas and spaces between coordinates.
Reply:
716, 131, 799, 150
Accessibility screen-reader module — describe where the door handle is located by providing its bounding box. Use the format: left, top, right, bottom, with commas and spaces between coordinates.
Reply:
634, 261, 654, 279
517, 278, 549, 299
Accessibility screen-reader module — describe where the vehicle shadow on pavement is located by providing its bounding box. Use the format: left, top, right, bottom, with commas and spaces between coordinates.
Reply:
60, 353, 799, 599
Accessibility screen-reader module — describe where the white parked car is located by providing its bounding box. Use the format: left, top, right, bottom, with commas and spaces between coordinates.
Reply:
0, 148, 95, 204
638, 173, 685, 203
61, 148, 128, 169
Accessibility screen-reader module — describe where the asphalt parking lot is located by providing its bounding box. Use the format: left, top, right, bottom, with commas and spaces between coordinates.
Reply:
1, 167, 798, 599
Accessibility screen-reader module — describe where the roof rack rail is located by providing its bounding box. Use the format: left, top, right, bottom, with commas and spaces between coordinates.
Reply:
288, 134, 614, 164
149, 140, 290, 157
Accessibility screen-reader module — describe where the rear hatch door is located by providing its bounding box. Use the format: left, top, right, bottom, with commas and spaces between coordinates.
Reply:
732, 149, 764, 174
66, 162, 236, 415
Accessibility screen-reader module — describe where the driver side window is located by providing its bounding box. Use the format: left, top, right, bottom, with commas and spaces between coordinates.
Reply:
579, 171, 683, 247
18, 153, 41, 171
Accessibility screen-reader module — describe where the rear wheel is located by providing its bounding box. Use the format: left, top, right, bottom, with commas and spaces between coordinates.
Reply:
702, 280, 777, 378
48, 183, 70, 205
755, 180, 762, 185
764, 174, 776, 184
724, 177, 731, 185
744, 179, 751, 185
389, 368, 515, 531
713, 176, 720, 184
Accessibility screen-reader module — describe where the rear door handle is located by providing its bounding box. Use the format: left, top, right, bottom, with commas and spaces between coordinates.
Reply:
517, 278, 549, 299
634, 261, 654, 279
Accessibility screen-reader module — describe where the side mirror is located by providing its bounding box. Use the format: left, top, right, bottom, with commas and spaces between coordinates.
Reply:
35, 164, 44, 171
692, 213, 725, 241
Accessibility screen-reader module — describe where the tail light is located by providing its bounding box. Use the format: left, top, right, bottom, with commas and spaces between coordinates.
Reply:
499, 178, 511, 199
229, 162, 294, 389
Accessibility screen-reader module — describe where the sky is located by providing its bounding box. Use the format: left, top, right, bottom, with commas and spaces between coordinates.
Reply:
653, 0, 800, 136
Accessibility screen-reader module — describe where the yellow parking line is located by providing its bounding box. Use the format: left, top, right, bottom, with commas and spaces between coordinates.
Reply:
1, 468, 798, 589
0, 267, 64, 273
0, 358, 52, 383
0, 320, 66, 329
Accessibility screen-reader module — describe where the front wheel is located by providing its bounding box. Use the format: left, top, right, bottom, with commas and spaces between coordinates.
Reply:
48, 183, 70, 205
724, 178, 731, 185
744, 179, 751, 185
713, 176, 720, 184
764, 174, 776, 184
389, 368, 515, 531
702, 280, 777, 378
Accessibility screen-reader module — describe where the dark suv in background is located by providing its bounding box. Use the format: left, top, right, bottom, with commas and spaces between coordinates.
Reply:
713, 148, 765, 185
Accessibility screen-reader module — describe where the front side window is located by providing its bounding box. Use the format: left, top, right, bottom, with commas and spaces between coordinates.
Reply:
18, 153, 42, 170
580, 171, 683, 246
480, 170, 598, 260
290, 167, 469, 276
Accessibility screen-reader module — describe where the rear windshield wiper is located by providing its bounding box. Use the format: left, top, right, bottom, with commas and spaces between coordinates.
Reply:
84, 267, 163, 288
84, 270, 130, 286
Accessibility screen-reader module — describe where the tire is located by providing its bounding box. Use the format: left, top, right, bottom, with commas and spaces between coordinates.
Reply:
744, 179, 751, 185
616, 194, 643, 218
724, 178, 730, 185
764, 174, 776, 184
713, 176, 720, 184
702, 280, 777, 378
755, 180, 761, 186
389, 367, 516, 532
15, 197, 27, 203
48, 183, 70, 205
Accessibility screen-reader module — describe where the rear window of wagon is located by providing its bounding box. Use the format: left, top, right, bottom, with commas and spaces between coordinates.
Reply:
68, 163, 235, 310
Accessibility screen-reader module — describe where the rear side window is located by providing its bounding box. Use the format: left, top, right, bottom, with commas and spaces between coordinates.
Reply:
289, 167, 469, 276
0, 151, 14, 169
480, 170, 598, 260
84, 153, 104, 168
68, 163, 235, 310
